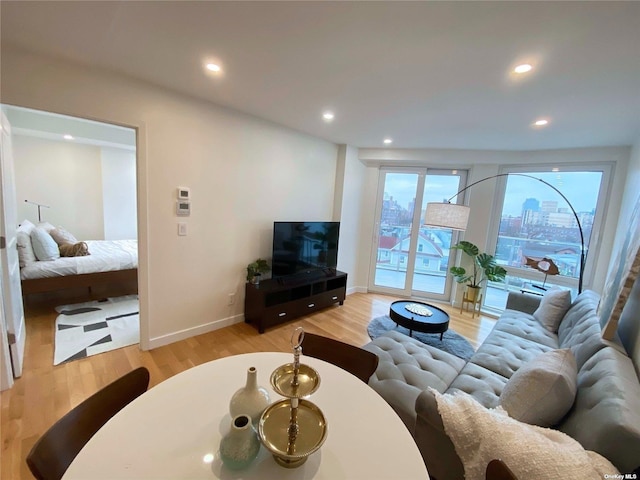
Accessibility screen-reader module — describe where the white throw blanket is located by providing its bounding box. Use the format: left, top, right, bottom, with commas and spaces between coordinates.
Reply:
432, 389, 619, 480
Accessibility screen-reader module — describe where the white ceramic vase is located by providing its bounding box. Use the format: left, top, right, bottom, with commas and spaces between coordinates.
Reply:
219, 414, 261, 470
229, 366, 270, 425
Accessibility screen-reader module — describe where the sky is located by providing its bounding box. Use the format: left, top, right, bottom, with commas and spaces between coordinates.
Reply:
383, 171, 603, 217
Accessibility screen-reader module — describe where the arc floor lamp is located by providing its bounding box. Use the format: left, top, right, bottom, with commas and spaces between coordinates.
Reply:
423, 173, 586, 294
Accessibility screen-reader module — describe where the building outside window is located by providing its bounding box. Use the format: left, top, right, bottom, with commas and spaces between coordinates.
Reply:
484, 166, 611, 312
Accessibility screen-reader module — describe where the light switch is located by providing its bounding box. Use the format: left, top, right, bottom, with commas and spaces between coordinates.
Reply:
178, 223, 187, 236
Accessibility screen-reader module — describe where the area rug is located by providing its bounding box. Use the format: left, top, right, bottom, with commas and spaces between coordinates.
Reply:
367, 315, 475, 360
54, 295, 139, 365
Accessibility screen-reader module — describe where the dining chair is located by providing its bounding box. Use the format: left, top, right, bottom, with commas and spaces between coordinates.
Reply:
485, 459, 518, 480
301, 332, 379, 383
26, 366, 150, 480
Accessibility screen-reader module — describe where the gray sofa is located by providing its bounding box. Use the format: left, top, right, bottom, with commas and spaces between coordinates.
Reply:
364, 290, 640, 478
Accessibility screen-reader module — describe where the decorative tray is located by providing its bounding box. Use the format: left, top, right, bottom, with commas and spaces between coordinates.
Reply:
258, 398, 328, 468
270, 363, 320, 398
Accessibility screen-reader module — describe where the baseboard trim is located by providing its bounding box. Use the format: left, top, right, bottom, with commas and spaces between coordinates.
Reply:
147, 313, 244, 350
347, 286, 367, 295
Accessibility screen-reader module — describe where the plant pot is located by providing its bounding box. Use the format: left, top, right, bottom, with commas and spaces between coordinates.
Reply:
250, 273, 261, 285
465, 285, 481, 303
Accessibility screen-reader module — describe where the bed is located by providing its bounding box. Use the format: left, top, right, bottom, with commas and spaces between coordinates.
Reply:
17, 220, 138, 296
20, 239, 138, 295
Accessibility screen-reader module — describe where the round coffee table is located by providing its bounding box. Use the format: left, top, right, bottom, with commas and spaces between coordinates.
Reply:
389, 300, 450, 340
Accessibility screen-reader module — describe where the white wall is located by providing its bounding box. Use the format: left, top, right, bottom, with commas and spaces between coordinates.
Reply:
358, 147, 631, 299
334, 145, 369, 292
101, 147, 137, 240
12, 135, 105, 240
1, 47, 338, 348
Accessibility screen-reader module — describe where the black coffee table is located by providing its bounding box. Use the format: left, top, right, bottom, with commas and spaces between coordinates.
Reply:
389, 300, 450, 340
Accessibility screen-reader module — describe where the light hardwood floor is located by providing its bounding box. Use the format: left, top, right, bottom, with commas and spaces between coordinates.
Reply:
1, 291, 496, 479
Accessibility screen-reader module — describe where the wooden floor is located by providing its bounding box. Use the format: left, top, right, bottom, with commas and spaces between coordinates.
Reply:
1, 291, 496, 479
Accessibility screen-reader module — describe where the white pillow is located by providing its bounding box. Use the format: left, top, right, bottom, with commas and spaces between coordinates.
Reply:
533, 286, 572, 332
31, 227, 60, 261
500, 349, 577, 427
50, 227, 78, 246
433, 389, 618, 480
16, 219, 37, 267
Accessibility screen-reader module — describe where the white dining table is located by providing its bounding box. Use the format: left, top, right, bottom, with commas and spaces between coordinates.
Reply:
64, 352, 429, 479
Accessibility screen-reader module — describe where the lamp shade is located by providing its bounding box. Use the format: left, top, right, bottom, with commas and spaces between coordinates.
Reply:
424, 203, 470, 231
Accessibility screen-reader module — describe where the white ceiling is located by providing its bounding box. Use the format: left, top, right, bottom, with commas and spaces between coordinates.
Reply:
2, 1, 639, 151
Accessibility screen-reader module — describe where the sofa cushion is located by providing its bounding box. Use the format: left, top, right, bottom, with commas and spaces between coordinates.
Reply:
557, 291, 607, 369
433, 390, 619, 480
558, 347, 640, 473
500, 349, 577, 427
533, 286, 572, 332
364, 330, 466, 429
470, 329, 553, 379
492, 310, 560, 348
445, 362, 508, 409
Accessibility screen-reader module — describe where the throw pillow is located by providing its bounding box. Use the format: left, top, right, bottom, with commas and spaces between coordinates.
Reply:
533, 286, 572, 332
50, 227, 78, 247
59, 241, 90, 257
30, 227, 60, 261
16, 219, 37, 267
433, 389, 618, 480
500, 349, 577, 427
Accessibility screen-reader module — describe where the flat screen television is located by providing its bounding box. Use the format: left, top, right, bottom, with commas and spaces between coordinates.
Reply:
272, 221, 340, 278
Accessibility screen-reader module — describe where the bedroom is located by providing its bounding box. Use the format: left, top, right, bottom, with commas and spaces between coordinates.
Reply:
2, 105, 140, 364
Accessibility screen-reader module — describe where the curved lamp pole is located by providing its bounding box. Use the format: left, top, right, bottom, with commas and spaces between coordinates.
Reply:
424, 173, 585, 293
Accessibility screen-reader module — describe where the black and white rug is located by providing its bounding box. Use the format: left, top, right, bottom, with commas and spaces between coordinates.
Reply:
54, 295, 139, 365
367, 315, 476, 360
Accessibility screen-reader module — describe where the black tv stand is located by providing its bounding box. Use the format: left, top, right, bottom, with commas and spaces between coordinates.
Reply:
244, 270, 347, 333
276, 269, 329, 286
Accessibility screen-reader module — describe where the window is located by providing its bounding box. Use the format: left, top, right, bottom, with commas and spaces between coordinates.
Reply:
485, 166, 611, 311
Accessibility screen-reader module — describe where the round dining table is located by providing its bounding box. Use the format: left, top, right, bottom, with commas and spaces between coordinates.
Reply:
63, 351, 429, 479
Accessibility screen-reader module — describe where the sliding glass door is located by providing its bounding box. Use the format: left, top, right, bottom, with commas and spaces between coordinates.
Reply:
369, 168, 467, 300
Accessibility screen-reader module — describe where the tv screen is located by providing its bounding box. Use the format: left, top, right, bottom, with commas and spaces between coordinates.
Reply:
272, 222, 340, 278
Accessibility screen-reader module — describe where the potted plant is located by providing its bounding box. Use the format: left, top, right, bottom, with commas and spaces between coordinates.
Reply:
246, 258, 270, 285
449, 241, 507, 302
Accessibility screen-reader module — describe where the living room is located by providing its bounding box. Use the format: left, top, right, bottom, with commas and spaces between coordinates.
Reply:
1, 2, 639, 479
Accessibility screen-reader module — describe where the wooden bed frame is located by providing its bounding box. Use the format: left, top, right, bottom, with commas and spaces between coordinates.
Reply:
21, 269, 138, 295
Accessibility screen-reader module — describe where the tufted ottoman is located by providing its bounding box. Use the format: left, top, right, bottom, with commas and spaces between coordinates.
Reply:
363, 330, 466, 429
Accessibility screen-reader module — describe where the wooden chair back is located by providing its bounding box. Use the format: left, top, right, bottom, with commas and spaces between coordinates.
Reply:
301, 332, 379, 383
486, 459, 518, 480
26, 366, 150, 480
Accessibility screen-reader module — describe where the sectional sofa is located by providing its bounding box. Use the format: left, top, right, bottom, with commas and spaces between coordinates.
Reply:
364, 290, 640, 478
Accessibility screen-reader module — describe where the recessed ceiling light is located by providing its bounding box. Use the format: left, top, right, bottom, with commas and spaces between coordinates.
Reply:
533, 119, 549, 127
383, 138, 393, 145
205, 63, 221, 72
322, 112, 335, 122
63, 134, 74, 140
514, 64, 533, 74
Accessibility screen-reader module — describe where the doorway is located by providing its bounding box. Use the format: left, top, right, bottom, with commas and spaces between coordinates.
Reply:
0, 105, 139, 382
368, 168, 467, 301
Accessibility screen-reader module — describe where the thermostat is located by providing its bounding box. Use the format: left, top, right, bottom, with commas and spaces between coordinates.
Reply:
177, 187, 190, 200
176, 200, 191, 216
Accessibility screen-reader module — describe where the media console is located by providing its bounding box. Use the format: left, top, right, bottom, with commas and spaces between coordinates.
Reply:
244, 270, 347, 333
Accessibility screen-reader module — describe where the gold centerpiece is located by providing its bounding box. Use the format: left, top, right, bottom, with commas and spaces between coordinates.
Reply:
258, 327, 328, 468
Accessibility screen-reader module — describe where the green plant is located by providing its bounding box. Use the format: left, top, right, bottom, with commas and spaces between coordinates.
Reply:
449, 241, 507, 288
246, 258, 270, 282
